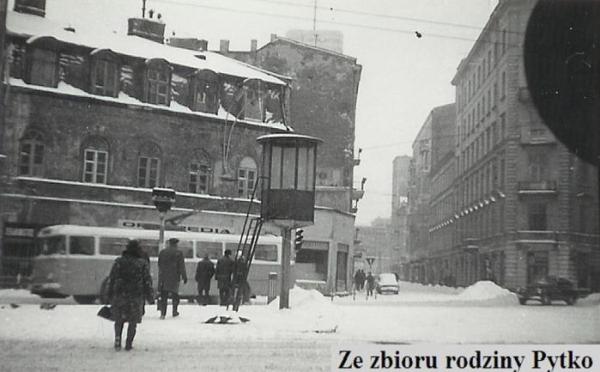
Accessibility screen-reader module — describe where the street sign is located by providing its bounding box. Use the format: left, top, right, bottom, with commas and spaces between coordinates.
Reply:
366, 257, 375, 266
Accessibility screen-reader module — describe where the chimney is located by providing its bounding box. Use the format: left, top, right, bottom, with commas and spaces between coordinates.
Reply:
169, 38, 208, 52
128, 18, 166, 44
14, 0, 46, 17
250, 39, 257, 52
219, 39, 230, 53
270, 33, 277, 42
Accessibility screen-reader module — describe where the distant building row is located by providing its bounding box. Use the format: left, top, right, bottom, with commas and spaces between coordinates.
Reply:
405, 0, 599, 291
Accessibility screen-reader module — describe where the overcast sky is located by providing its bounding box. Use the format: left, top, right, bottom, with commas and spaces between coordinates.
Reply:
9, 0, 499, 225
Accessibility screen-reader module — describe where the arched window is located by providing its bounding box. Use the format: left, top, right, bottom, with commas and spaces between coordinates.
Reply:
90, 49, 120, 97
137, 142, 161, 188
19, 131, 45, 176
190, 69, 219, 114
237, 156, 257, 198
82, 136, 109, 184
188, 151, 211, 194
145, 59, 171, 106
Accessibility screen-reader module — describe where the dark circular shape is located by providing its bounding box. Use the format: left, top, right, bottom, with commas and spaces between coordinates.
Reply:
524, 0, 600, 165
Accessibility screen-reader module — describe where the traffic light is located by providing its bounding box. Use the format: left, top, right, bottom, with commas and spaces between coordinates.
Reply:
294, 229, 304, 250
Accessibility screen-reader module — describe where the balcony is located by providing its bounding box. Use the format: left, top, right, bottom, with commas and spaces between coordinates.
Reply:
520, 126, 556, 145
515, 231, 557, 244
518, 180, 557, 195
463, 237, 479, 251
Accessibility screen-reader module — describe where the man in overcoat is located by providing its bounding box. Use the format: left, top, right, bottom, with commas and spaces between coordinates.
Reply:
158, 238, 187, 319
195, 253, 215, 305
215, 249, 234, 306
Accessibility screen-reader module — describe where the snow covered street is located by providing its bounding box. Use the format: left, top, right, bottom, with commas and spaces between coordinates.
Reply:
0, 282, 598, 371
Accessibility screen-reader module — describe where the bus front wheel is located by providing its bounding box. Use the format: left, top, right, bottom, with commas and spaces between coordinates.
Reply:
73, 295, 97, 304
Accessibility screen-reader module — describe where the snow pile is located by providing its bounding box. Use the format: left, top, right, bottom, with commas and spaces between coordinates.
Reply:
577, 293, 600, 306
267, 286, 338, 333
399, 281, 463, 294
456, 281, 519, 306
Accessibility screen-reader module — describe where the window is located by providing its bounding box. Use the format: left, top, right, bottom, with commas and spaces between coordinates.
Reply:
40, 236, 66, 255
19, 131, 45, 176
501, 71, 506, 98
528, 152, 546, 182
191, 70, 219, 113
69, 236, 95, 255
502, 29, 507, 54
254, 244, 278, 262
92, 59, 118, 97
138, 157, 159, 188
237, 157, 257, 198
527, 251, 548, 285
145, 60, 170, 105
29, 48, 57, 87
528, 203, 547, 230
487, 50, 492, 74
189, 162, 210, 194
99, 237, 128, 256
137, 142, 161, 188
83, 149, 108, 184
196, 241, 222, 260
500, 113, 506, 139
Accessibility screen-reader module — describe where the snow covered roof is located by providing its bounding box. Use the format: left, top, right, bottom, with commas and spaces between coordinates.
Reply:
6, 11, 287, 86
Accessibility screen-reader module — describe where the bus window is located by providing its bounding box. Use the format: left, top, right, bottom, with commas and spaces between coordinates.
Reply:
178, 240, 193, 259
69, 236, 94, 255
254, 244, 278, 262
139, 240, 159, 257
99, 237, 128, 256
197, 241, 222, 259
40, 236, 66, 255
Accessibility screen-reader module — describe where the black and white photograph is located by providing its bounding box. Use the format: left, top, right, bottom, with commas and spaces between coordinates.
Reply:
0, 0, 598, 370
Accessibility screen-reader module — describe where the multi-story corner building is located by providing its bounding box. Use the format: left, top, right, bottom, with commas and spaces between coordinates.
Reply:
217, 34, 362, 292
450, 0, 599, 290
391, 155, 410, 272
0, 0, 356, 292
407, 103, 455, 282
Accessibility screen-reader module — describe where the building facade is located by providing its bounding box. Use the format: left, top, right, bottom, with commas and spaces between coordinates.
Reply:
424, 0, 599, 291
391, 155, 410, 272
406, 103, 455, 282
0, 1, 355, 292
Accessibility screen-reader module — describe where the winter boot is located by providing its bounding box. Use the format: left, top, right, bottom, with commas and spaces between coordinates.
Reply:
125, 323, 136, 351
114, 322, 123, 351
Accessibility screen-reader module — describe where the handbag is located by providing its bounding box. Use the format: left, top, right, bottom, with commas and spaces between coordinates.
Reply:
97, 305, 114, 321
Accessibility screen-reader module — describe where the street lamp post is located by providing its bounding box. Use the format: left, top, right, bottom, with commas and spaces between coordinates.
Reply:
152, 187, 176, 250
257, 134, 322, 309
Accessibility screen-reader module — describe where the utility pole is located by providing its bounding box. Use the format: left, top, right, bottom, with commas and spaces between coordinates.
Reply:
142, 0, 147, 18
279, 227, 291, 309
312, 0, 317, 47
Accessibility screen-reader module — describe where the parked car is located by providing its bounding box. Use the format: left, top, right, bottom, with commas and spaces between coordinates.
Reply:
516, 276, 586, 305
376, 273, 399, 294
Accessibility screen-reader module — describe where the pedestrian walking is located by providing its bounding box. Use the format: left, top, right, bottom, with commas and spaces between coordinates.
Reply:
366, 272, 375, 298
195, 253, 215, 305
107, 239, 154, 351
158, 238, 187, 319
358, 269, 366, 291
215, 249, 234, 306
353, 270, 362, 292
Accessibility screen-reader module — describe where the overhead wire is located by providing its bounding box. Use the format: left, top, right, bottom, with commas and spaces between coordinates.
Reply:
149, 0, 522, 47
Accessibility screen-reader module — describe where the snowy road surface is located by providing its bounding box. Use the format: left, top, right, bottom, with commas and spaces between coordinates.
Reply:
1, 282, 598, 371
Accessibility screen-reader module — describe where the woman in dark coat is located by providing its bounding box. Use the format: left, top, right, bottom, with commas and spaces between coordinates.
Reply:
107, 240, 154, 351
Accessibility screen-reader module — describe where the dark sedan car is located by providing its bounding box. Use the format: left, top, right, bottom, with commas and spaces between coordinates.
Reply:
516, 276, 585, 305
